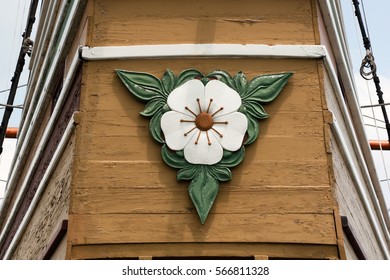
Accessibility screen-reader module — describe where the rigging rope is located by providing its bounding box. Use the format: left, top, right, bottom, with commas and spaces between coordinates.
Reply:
352, 0, 390, 192
360, 50, 376, 80
353, 0, 390, 142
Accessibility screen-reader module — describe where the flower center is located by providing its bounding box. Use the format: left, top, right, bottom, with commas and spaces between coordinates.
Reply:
181, 98, 228, 145
195, 112, 213, 131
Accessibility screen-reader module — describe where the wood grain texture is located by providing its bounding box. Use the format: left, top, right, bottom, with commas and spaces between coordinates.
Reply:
92, 0, 315, 46
73, 186, 334, 215
66, 0, 341, 260
323, 73, 385, 259
74, 159, 329, 189
12, 136, 75, 259
69, 213, 337, 245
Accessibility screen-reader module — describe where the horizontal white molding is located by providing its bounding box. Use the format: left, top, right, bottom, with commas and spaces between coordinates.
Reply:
80, 44, 327, 60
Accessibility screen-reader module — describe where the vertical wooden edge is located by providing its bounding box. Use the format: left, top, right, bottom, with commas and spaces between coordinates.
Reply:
66, 215, 74, 260
310, 0, 321, 45
323, 109, 333, 154
316, 60, 328, 111
66, 241, 73, 260
333, 209, 347, 260
41, 220, 68, 260
86, 0, 95, 46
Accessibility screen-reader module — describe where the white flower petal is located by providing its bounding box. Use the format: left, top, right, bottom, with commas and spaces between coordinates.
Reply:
211, 112, 248, 151
167, 79, 206, 116
184, 132, 223, 165
204, 80, 242, 117
161, 111, 198, 150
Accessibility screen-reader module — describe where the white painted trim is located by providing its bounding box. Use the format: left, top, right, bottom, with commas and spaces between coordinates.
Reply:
19, 0, 82, 144
320, 0, 390, 258
29, 0, 58, 77
331, 119, 390, 259
0, 0, 84, 229
19, 0, 66, 141
0, 53, 80, 246
3, 113, 77, 259
80, 44, 327, 60
21, 0, 58, 122
78, 41, 388, 258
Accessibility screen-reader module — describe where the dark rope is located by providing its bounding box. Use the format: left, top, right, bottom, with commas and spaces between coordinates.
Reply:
0, 1, 39, 154
353, 0, 390, 142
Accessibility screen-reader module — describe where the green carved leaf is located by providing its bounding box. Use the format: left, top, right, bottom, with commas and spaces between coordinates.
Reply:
115, 69, 293, 224
116, 70, 167, 101
209, 166, 231, 181
162, 69, 176, 94
161, 144, 189, 169
177, 165, 200, 181
245, 116, 260, 145
207, 70, 236, 91
189, 166, 219, 224
233, 71, 248, 95
140, 98, 165, 117
149, 111, 165, 143
219, 147, 246, 168
243, 101, 269, 119
176, 69, 204, 88
243, 72, 293, 102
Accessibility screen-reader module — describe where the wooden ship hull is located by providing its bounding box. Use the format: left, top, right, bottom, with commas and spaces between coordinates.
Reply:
0, 0, 389, 260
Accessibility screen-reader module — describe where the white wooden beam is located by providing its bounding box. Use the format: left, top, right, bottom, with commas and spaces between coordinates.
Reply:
80, 44, 327, 60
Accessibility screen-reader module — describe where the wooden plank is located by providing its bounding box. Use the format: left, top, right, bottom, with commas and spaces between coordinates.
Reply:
77, 135, 326, 162
330, 133, 384, 259
253, 136, 327, 161
93, 0, 315, 46
69, 213, 337, 245
70, 242, 339, 260
75, 159, 330, 189
12, 137, 75, 259
84, 63, 322, 113
254, 255, 269, 260
73, 186, 334, 215
77, 110, 324, 138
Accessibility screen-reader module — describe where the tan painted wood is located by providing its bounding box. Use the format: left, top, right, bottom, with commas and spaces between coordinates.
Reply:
73, 186, 334, 215
254, 255, 269, 260
75, 159, 329, 189
65, 0, 342, 260
92, 0, 316, 46
76, 111, 324, 139
70, 243, 339, 260
333, 209, 347, 260
83, 59, 322, 111
69, 213, 337, 245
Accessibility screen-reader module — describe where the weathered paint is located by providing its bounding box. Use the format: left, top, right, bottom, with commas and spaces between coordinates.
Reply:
11, 135, 75, 259
323, 72, 385, 259
66, 0, 342, 258
68, 50, 340, 260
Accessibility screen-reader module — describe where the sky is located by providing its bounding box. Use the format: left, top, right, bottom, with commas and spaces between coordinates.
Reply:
0, 0, 389, 210
0, 0, 31, 206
